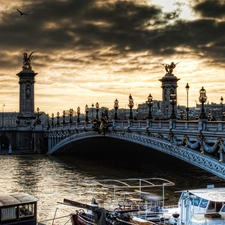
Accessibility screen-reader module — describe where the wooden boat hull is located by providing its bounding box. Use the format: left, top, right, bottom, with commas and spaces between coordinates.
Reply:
71, 212, 96, 225
71, 210, 135, 225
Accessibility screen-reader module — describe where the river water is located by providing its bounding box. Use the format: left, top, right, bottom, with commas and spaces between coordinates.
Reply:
0, 138, 225, 224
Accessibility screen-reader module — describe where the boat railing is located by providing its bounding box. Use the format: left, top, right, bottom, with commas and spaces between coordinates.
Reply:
82, 178, 175, 208
162, 205, 179, 210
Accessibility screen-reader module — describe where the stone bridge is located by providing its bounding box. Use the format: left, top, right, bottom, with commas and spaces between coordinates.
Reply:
46, 119, 225, 179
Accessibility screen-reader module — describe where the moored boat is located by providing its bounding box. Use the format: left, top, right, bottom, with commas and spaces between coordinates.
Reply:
61, 178, 176, 225
71, 209, 135, 225
167, 185, 225, 225
0, 192, 38, 225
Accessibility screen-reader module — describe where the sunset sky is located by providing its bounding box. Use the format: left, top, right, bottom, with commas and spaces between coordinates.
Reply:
0, 0, 225, 114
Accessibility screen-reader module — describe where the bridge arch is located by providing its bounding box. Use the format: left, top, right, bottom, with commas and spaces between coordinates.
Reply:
47, 129, 225, 179
48, 131, 101, 154
106, 131, 225, 179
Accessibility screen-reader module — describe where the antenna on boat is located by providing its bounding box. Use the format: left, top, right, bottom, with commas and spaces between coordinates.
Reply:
52, 207, 58, 225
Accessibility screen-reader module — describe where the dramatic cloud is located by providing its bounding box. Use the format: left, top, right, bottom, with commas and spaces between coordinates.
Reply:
0, 0, 225, 113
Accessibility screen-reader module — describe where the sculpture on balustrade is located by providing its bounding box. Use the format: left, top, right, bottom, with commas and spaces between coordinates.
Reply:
183, 134, 221, 154
92, 110, 111, 135
168, 132, 184, 146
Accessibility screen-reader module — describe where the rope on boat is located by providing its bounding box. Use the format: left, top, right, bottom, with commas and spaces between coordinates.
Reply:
37, 214, 71, 224
63, 215, 72, 225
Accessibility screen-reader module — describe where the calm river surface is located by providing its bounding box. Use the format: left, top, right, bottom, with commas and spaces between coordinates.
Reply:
0, 140, 225, 224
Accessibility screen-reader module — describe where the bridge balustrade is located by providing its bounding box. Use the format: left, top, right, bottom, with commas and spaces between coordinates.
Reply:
204, 121, 225, 131
153, 121, 168, 129
185, 121, 198, 130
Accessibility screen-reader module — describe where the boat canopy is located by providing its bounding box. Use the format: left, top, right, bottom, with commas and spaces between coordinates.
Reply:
83, 178, 175, 189
0, 193, 38, 207
187, 187, 225, 202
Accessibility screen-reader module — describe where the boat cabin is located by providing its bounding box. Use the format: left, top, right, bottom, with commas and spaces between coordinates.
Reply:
0, 193, 38, 225
177, 186, 225, 225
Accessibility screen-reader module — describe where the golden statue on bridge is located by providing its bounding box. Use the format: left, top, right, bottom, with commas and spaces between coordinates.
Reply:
22, 51, 35, 70
162, 61, 180, 75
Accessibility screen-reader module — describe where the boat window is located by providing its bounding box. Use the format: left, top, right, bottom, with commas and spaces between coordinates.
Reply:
199, 199, 208, 208
192, 196, 201, 207
208, 201, 216, 210
19, 204, 34, 218
180, 192, 189, 199
220, 204, 225, 212
1, 207, 17, 221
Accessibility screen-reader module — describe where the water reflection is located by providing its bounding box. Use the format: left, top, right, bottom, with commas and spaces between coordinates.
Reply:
0, 145, 224, 224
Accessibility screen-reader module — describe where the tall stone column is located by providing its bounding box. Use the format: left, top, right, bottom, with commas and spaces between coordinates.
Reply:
159, 62, 180, 119
16, 52, 37, 126
15, 52, 46, 153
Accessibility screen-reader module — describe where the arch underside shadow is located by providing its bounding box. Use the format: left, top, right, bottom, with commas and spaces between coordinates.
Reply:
49, 131, 225, 179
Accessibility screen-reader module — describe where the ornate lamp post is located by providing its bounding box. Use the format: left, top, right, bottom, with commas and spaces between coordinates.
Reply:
77, 107, 80, 123
220, 96, 225, 121
221, 96, 223, 105
35, 107, 41, 125
51, 113, 54, 127
37, 107, 40, 119
85, 104, 89, 122
114, 99, 119, 120
91, 103, 94, 121
146, 94, 153, 119
57, 112, 60, 126
95, 102, 99, 119
169, 91, 177, 119
128, 94, 134, 119
47, 114, 50, 129
63, 110, 66, 124
199, 87, 207, 119
185, 83, 190, 120
2, 103, 5, 128
69, 108, 73, 124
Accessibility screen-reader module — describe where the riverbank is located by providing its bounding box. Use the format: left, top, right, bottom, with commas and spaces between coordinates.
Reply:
0, 149, 35, 154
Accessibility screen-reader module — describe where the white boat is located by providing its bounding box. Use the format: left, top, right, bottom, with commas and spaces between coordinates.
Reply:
168, 185, 225, 225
